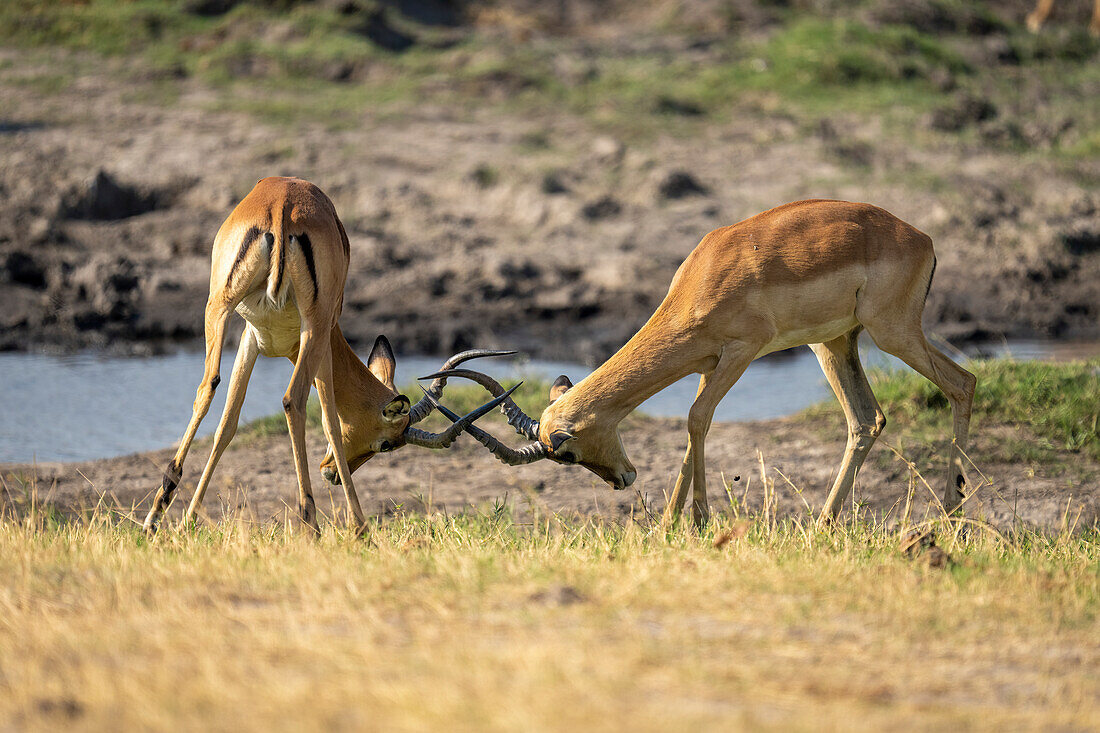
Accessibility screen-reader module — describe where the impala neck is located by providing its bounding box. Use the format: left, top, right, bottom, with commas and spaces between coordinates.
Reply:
328, 324, 391, 406
560, 310, 703, 427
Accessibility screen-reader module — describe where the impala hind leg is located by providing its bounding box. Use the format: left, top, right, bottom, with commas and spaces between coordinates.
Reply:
143, 300, 233, 534
867, 329, 976, 513
181, 328, 259, 527
283, 330, 331, 535
314, 347, 366, 530
1026, 0, 1055, 31
812, 329, 886, 524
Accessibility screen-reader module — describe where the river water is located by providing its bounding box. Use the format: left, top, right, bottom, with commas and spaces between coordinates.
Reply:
1, 339, 1095, 462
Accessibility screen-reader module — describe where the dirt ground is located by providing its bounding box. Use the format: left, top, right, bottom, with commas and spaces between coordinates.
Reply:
6, 411, 1098, 532
1, 37, 1098, 363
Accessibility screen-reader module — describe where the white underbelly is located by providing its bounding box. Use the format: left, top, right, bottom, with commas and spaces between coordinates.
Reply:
236, 291, 302, 357
755, 316, 859, 357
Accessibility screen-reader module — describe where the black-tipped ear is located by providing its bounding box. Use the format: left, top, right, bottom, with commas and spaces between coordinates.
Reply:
382, 394, 411, 423
548, 429, 574, 453
548, 375, 573, 404
368, 335, 397, 390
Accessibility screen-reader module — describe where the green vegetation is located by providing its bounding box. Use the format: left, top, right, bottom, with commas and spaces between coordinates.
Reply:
803, 358, 1100, 466
3, 0, 1097, 148
1, 496, 1097, 729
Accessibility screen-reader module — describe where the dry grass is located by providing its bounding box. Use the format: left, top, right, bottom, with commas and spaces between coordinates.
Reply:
1, 467, 1098, 733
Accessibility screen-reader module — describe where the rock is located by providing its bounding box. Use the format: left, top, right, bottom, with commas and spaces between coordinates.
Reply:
930, 95, 998, 132
541, 170, 569, 195
60, 171, 160, 221
654, 96, 704, 116
1062, 225, 1100, 256
5, 251, 47, 288
657, 171, 709, 200
581, 196, 622, 221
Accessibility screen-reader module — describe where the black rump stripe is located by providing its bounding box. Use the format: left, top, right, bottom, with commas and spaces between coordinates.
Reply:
297, 232, 319, 300
228, 225, 263, 286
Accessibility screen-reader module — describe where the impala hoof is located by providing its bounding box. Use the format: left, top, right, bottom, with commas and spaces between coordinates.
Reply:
321, 466, 340, 485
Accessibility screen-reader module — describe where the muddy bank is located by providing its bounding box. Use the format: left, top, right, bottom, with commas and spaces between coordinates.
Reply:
4, 412, 1098, 532
1, 47, 1099, 362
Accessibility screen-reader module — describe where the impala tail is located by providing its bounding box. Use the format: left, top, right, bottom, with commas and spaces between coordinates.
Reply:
266, 221, 288, 307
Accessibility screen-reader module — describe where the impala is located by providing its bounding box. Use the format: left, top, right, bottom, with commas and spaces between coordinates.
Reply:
426, 200, 976, 528
1027, 0, 1100, 34
142, 176, 514, 535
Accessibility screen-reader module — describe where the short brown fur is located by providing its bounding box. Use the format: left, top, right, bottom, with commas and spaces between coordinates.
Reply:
460, 200, 976, 527
144, 178, 423, 535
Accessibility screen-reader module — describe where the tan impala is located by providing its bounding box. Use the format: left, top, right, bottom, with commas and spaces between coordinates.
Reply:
1027, 0, 1100, 34
142, 176, 516, 535
425, 200, 976, 528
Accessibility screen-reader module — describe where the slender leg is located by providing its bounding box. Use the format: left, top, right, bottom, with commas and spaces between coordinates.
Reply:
662, 375, 707, 527
143, 300, 232, 534
181, 328, 260, 526
283, 328, 329, 535
1026, 0, 1055, 32
866, 329, 976, 513
314, 347, 366, 530
667, 344, 756, 529
1090, 0, 1100, 36
812, 328, 886, 524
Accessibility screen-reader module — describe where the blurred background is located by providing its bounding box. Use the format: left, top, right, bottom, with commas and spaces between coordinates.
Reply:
0, 0, 1098, 458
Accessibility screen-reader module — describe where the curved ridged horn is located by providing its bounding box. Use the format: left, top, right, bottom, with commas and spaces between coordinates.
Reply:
407, 349, 516, 425
403, 383, 521, 449
418, 368, 540, 440
417, 390, 549, 466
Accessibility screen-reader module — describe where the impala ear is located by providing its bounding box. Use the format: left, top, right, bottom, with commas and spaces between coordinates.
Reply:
548, 429, 574, 453
548, 375, 573, 405
368, 335, 397, 390
382, 394, 411, 424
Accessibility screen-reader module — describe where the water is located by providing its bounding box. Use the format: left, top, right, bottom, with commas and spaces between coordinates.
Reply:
0, 339, 1094, 462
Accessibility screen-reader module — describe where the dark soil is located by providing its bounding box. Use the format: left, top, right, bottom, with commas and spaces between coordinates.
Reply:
5, 413, 1097, 532
1, 41, 1098, 362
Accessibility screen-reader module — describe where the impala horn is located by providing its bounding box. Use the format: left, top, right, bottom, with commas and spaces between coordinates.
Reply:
415, 389, 550, 465
418, 368, 540, 440
403, 383, 522, 449
407, 349, 516, 425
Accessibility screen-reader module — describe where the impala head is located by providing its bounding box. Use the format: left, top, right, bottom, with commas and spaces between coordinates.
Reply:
537, 375, 638, 490
420, 370, 637, 490
319, 335, 411, 483
320, 339, 520, 485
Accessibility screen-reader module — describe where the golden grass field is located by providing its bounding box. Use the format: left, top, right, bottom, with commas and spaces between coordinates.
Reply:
1, 484, 1097, 732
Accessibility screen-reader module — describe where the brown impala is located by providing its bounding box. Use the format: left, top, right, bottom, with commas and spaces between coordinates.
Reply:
425, 200, 976, 528
143, 177, 516, 535
1026, 0, 1100, 34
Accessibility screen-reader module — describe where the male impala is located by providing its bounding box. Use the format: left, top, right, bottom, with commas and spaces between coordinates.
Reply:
1027, 0, 1100, 34
428, 200, 976, 527
143, 176, 514, 535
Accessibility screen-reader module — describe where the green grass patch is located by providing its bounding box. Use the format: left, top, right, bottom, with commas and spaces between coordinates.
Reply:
803, 358, 1100, 465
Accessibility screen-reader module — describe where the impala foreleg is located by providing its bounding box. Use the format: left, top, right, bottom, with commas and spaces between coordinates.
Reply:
812, 329, 885, 525
181, 328, 259, 527
662, 375, 706, 527
143, 300, 232, 534
314, 346, 366, 530
663, 347, 755, 530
